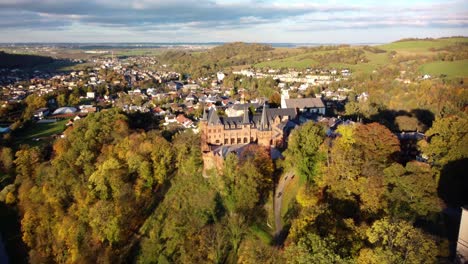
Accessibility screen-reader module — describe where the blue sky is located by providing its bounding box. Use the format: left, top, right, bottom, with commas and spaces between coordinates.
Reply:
0, 0, 466, 43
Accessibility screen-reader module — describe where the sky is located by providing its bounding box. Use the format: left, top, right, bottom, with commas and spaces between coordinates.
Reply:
0, 0, 467, 43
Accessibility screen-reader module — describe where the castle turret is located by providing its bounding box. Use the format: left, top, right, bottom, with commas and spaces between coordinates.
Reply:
281, 89, 289, 109
201, 106, 207, 121
200, 106, 210, 152
259, 103, 268, 131
242, 106, 250, 125
258, 103, 271, 146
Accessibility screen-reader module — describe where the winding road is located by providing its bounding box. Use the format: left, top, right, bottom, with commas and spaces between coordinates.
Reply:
274, 171, 294, 236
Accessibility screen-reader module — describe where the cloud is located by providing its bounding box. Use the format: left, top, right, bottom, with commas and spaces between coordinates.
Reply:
0, 0, 358, 30
0, 0, 466, 42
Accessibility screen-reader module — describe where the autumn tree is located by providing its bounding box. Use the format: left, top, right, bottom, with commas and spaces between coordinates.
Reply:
324, 123, 399, 214
359, 218, 438, 264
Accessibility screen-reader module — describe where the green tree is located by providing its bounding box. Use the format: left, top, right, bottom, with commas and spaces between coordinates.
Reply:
56, 93, 68, 107
284, 233, 350, 264
419, 115, 468, 166
362, 218, 438, 264
384, 162, 442, 220
23, 94, 47, 119
283, 122, 326, 183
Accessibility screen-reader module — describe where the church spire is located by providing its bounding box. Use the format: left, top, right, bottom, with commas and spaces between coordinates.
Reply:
259, 103, 268, 130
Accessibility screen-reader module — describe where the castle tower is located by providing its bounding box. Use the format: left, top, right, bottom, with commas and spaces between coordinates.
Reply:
258, 103, 271, 146
281, 89, 289, 109
242, 106, 250, 125
200, 107, 210, 152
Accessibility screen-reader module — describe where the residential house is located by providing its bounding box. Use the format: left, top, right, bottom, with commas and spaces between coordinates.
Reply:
281, 90, 325, 115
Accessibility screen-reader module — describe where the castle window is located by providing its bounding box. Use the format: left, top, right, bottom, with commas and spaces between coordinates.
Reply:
208, 129, 211, 133
237, 138, 241, 144
215, 140, 220, 144
224, 139, 228, 144
244, 138, 248, 143
231, 138, 235, 144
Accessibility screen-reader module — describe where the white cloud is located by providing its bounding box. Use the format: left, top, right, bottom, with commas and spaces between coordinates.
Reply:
0, 0, 466, 42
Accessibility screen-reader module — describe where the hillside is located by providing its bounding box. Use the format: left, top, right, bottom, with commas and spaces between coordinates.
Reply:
250, 37, 468, 78
157, 42, 278, 78
0, 51, 54, 68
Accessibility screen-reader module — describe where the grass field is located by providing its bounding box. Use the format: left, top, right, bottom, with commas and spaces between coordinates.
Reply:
14, 119, 68, 148
419, 59, 468, 78
254, 47, 391, 74
254, 49, 341, 69
327, 51, 390, 75
379, 37, 468, 54
253, 37, 468, 75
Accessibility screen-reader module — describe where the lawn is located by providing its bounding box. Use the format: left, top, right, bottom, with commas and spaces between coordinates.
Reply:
280, 171, 306, 220
14, 119, 68, 148
250, 224, 274, 245
419, 59, 468, 78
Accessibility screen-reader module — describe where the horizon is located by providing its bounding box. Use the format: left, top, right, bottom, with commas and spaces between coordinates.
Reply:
1, 37, 466, 46
0, 0, 467, 43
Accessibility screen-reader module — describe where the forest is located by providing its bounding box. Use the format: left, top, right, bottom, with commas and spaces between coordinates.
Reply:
0, 38, 467, 263
0, 98, 465, 263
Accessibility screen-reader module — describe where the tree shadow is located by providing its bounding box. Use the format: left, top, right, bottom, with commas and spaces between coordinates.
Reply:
0, 203, 28, 264
0, 52, 83, 85
369, 108, 434, 133
437, 158, 468, 260
439, 158, 468, 208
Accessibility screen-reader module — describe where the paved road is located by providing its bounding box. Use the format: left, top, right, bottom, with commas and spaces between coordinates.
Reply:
274, 171, 294, 236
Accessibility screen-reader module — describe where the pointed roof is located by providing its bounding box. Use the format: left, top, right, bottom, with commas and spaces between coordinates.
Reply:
201, 106, 207, 121
208, 109, 221, 125
259, 103, 268, 130
242, 106, 250, 124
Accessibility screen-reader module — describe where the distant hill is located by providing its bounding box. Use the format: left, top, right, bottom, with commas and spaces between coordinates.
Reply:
158, 42, 277, 78
0, 51, 54, 68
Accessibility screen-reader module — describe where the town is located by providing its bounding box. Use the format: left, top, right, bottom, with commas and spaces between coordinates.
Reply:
0, 51, 361, 140
0, 37, 466, 264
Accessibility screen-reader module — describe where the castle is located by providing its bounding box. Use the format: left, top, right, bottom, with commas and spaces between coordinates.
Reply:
200, 104, 297, 151
200, 93, 325, 176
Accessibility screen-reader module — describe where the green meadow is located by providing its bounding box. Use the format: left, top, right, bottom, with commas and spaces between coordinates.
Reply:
419, 59, 468, 78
